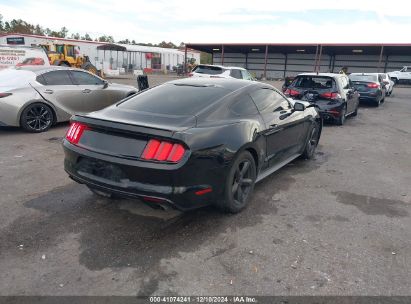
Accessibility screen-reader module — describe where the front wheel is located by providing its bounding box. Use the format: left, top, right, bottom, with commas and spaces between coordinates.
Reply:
217, 151, 256, 213
20, 102, 54, 133
302, 122, 320, 159
336, 105, 346, 126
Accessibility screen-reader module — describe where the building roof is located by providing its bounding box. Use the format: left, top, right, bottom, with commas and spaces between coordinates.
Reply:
186, 43, 411, 56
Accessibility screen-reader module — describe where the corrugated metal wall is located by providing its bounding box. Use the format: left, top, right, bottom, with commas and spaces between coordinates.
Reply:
213, 51, 411, 79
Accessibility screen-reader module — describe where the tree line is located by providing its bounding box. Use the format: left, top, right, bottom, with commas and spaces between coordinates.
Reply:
0, 15, 183, 49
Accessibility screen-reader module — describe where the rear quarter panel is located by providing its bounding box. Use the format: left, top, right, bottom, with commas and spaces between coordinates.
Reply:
0, 87, 52, 126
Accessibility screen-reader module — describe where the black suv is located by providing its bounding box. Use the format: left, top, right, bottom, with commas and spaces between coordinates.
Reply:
284, 73, 360, 125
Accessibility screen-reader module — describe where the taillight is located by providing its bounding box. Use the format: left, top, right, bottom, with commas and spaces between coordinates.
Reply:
188, 73, 193, 77
320, 92, 341, 99
284, 89, 300, 97
141, 139, 186, 163
367, 83, 380, 88
65, 122, 89, 145
0, 93, 12, 98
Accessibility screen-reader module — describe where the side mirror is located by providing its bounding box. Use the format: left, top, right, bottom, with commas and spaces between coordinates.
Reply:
294, 102, 306, 112
102, 80, 109, 89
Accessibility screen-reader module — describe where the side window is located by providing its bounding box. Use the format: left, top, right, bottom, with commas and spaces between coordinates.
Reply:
70, 71, 104, 85
250, 88, 289, 113
230, 94, 258, 116
241, 70, 252, 80
66, 45, 75, 57
36, 75, 46, 85
273, 91, 291, 112
41, 70, 73, 85
230, 69, 242, 79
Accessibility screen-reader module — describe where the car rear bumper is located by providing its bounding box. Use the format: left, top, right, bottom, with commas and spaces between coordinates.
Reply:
63, 140, 227, 211
358, 91, 381, 101
314, 102, 345, 122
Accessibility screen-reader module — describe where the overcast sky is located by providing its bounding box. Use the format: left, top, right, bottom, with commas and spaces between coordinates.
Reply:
1, 0, 410, 44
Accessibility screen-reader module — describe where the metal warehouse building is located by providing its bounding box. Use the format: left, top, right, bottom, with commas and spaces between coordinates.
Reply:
0, 33, 200, 72
186, 43, 411, 79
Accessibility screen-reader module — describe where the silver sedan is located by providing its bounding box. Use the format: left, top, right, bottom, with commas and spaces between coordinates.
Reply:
0, 66, 138, 132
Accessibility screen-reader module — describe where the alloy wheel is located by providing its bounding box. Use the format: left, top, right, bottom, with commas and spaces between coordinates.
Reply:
306, 126, 319, 156
25, 105, 53, 132
231, 160, 254, 206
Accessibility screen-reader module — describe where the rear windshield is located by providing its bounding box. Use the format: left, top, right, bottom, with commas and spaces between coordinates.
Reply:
118, 83, 231, 116
193, 65, 225, 75
349, 74, 378, 82
293, 76, 334, 89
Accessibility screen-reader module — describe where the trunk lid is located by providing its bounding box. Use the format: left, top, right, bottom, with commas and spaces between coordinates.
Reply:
86, 106, 197, 132
71, 108, 194, 160
351, 81, 373, 92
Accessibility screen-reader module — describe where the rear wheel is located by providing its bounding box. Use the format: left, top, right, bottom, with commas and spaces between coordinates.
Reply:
20, 103, 54, 133
217, 151, 256, 213
336, 105, 346, 126
375, 97, 381, 107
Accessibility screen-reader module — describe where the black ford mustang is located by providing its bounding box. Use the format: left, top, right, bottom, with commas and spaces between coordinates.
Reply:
63, 78, 322, 213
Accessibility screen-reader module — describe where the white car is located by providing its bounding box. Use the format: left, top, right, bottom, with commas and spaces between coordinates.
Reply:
388, 66, 411, 84
379, 73, 394, 96
189, 64, 255, 80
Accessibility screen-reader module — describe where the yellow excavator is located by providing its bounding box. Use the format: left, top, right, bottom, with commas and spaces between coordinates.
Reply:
40, 43, 99, 75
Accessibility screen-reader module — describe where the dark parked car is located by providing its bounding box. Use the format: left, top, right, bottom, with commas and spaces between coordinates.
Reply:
349, 73, 386, 106
284, 73, 359, 125
63, 78, 321, 213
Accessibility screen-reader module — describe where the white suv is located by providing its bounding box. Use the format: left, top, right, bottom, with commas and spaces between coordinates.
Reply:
388, 66, 411, 84
189, 64, 255, 80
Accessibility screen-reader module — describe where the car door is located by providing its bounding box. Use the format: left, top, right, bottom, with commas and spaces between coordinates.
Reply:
378, 74, 386, 96
340, 76, 355, 113
69, 70, 120, 112
250, 88, 307, 167
35, 70, 85, 114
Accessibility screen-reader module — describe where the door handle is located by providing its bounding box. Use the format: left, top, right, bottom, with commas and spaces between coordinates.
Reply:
43, 89, 53, 94
82, 89, 92, 93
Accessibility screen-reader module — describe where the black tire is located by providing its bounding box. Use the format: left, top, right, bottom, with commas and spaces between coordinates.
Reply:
375, 97, 381, 107
336, 105, 346, 126
392, 78, 398, 86
217, 151, 256, 213
302, 122, 320, 159
88, 186, 117, 198
20, 102, 54, 133
59, 62, 70, 67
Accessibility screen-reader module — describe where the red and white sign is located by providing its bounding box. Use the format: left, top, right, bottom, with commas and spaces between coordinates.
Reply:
0, 45, 50, 70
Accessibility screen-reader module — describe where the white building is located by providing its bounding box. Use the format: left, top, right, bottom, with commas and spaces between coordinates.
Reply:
0, 33, 200, 72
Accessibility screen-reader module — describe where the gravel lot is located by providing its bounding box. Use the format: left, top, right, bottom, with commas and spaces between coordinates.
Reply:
0, 75, 410, 296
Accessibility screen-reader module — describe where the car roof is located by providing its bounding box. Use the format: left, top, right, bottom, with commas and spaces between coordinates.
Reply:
297, 73, 343, 78
349, 73, 378, 76
167, 77, 259, 91
15, 65, 91, 75
196, 64, 246, 71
